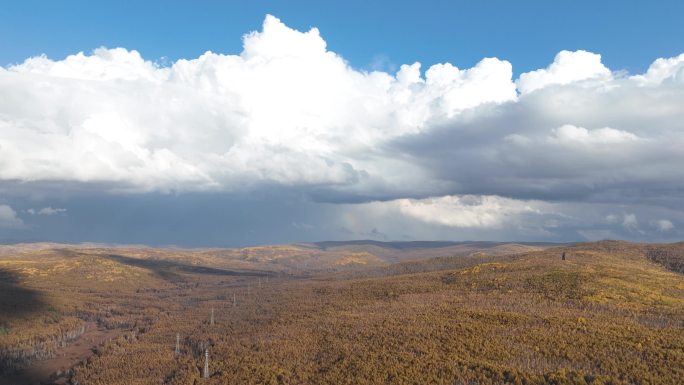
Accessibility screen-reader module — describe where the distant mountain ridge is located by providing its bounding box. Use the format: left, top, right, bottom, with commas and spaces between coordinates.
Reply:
306, 240, 564, 250
0, 240, 566, 273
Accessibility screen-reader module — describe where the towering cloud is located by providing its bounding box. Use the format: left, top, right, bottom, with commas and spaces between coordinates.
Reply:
0, 15, 516, 192
1, 15, 683, 242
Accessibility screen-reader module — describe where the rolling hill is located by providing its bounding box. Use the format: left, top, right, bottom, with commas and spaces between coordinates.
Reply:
0, 240, 682, 384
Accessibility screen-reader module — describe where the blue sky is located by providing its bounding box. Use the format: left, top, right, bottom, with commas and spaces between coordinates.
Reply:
1, 1, 684, 246
2, 1, 683, 75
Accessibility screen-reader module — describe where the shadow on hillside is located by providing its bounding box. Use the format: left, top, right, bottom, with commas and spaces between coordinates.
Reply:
0, 268, 48, 325
646, 245, 684, 274
102, 254, 268, 283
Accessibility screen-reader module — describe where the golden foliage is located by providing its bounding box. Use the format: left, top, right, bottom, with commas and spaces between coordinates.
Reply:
0, 242, 682, 384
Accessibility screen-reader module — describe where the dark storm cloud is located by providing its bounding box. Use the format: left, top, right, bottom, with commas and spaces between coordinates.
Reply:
388, 81, 684, 205
1, 185, 342, 246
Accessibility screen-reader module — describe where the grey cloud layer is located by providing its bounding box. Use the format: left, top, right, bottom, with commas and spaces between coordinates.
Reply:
1, 15, 683, 243
393, 80, 684, 204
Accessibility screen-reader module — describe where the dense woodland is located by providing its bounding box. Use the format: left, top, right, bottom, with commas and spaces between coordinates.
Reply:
0, 241, 683, 384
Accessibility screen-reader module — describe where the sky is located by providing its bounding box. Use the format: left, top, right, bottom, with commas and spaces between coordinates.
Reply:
1, 1, 683, 246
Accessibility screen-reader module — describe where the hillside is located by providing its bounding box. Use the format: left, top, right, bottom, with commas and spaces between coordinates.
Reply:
0, 241, 682, 384
0, 241, 553, 274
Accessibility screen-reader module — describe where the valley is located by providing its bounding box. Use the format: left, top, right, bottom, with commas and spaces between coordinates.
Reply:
0, 241, 682, 384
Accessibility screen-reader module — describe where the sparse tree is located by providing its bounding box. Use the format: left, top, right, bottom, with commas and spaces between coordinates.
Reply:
203, 348, 209, 379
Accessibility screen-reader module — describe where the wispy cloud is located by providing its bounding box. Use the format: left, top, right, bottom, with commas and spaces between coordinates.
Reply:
26, 207, 67, 216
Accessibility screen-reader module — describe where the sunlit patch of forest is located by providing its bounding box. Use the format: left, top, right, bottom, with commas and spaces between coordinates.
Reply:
1, 241, 683, 384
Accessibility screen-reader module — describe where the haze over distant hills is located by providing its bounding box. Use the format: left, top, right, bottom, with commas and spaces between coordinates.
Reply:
0, 240, 560, 273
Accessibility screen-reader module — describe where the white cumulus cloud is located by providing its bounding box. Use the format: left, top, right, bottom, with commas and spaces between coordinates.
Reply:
0, 14, 684, 245
622, 213, 639, 231
549, 125, 639, 144
363, 195, 544, 229
653, 219, 674, 232
0, 204, 24, 229
516, 50, 612, 94
631, 53, 684, 84
0, 15, 517, 193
